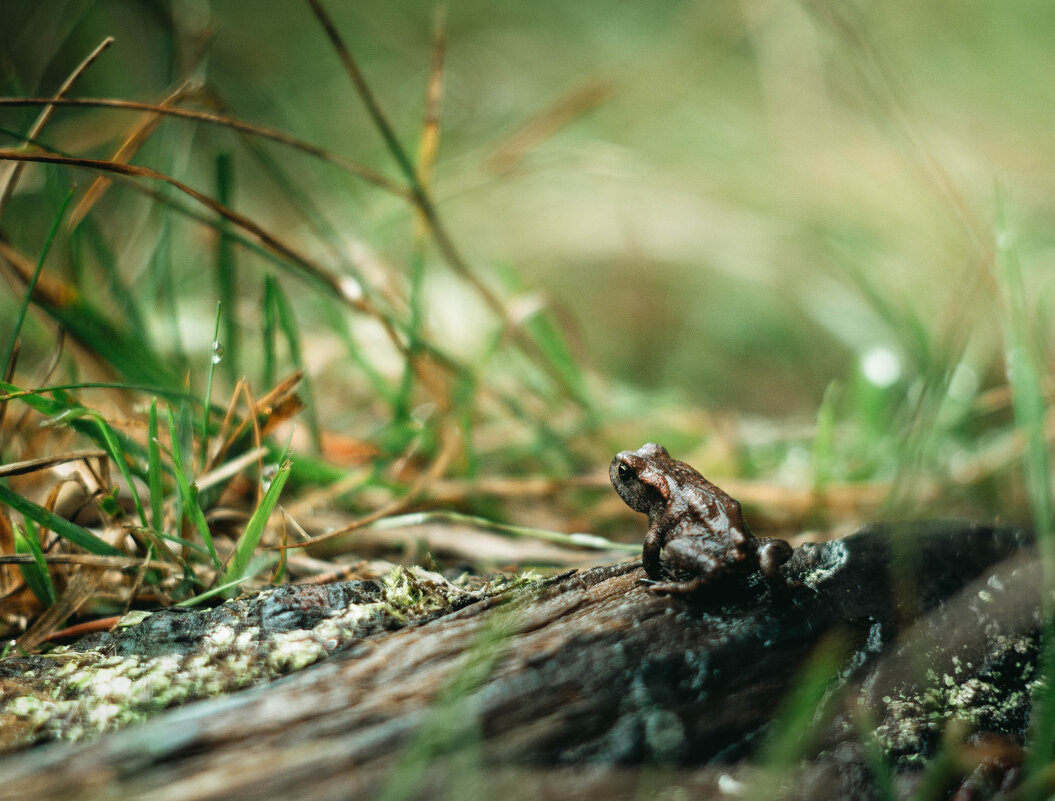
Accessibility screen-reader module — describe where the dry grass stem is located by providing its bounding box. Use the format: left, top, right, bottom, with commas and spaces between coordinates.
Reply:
67, 83, 194, 229
0, 95, 410, 198
0, 553, 178, 572
0, 450, 107, 479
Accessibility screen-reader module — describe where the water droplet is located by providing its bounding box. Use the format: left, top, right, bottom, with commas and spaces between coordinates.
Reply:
210, 341, 224, 364
261, 462, 280, 491
410, 403, 436, 425
861, 346, 901, 388
340, 276, 363, 302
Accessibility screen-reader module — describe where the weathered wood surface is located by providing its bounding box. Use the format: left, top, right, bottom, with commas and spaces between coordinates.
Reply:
0, 521, 1040, 801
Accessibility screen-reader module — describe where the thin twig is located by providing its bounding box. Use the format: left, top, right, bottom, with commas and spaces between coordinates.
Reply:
43, 615, 121, 641
196, 445, 270, 493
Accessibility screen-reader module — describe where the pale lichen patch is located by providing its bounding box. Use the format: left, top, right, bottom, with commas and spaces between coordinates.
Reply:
871, 632, 1038, 765
0, 568, 500, 752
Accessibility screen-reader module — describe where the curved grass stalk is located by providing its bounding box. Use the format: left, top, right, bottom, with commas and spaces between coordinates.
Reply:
0, 95, 409, 198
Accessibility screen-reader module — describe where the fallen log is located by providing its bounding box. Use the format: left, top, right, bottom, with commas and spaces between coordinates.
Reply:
0, 520, 1041, 800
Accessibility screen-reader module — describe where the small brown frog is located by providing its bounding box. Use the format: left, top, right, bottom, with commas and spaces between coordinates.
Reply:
610, 443, 792, 595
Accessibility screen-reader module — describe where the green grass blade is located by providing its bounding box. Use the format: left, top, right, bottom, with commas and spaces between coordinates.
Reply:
152, 528, 212, 558
148, 398, 164, 531
174, 576, 252, 607
36, 401, 149, 527
1, 381, 196, 406
73, 218, 150, 339
995, 206, 1054, 544
150, 207, 188, 372
995, 197, 1055, 785
379, 594, 517, 801
394, 245, 429, 424
1, 187, 74, 379
364, 510, 639, 553
0, 482, 124, 556
220, 457, 292, 589
1, 379, 81, 417
269, 279, 321, 452
812, 381, 841, 494
318, 298, 395, 405
263, 275, 278, 389
25, 288, 182, 389
166, 407, 220, 570
746, 633, 849, 801
522, 305, 590, 408
854, 708, 897, 801
14, 520, 57, 607
87, 412, 148, 528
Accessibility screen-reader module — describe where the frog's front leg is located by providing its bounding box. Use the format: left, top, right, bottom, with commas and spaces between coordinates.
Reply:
641, 525, 665, 581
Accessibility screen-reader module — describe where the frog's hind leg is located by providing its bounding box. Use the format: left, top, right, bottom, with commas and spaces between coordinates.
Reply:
648, 538, 721, 595
756, 537, 793, 580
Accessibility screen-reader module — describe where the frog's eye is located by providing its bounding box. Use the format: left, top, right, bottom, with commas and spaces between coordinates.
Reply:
617, 462, 633, 482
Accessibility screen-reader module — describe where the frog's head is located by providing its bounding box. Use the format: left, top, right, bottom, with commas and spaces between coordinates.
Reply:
610, 443, 673, 518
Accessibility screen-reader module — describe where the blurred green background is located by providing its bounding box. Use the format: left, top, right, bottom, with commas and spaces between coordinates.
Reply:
2, 0, 1053, 524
